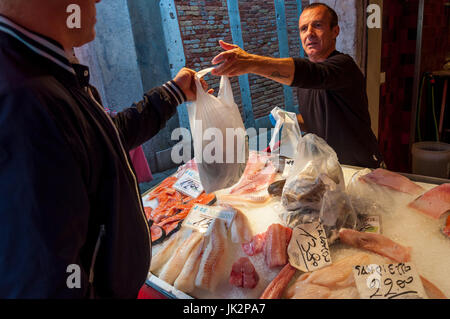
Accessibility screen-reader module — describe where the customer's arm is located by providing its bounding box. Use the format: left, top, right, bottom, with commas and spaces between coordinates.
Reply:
0, 88, 90, 298
112, 68, 208, 151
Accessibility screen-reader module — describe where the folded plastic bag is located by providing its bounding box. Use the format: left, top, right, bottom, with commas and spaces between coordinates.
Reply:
268, 107, 302, 159
187, 67, 248, 193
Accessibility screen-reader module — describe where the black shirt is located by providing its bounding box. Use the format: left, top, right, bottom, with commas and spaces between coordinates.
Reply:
291, 50, 382, 168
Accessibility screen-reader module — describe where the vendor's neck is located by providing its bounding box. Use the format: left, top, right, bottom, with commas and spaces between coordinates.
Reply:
309, 47, 336, 63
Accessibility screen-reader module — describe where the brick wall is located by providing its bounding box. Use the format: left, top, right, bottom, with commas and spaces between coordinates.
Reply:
239, 1, 285, 118
174, 0, 244, 116
175, 0, 307, 121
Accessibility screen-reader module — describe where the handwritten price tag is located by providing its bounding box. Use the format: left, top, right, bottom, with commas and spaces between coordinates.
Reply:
282, 159, 295, 178
183, 204, 236, 235
173, 169, 204, 198
287, 222, 332, 272
353, 262, 427, 299
359, 215, 381, 234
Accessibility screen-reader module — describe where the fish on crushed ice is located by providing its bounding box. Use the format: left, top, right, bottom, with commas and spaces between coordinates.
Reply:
158, 231, 203, 285
408, 183, 450, 220
229, 257, 259, 289
229, 208, 253, 244
264, 224, 293, 268
259, 263, 297, 299
173, 237, 205, 293
150, 229, 189, 275
242, 233, 266, 256
360, 168, 424, 196
339, 228, 411, 263
195, 218, 229, 292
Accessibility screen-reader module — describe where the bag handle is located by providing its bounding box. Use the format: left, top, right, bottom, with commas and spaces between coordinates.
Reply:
196, 67, 216, 79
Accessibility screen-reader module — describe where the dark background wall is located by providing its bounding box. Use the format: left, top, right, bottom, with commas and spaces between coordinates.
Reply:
378, 0, 449, 172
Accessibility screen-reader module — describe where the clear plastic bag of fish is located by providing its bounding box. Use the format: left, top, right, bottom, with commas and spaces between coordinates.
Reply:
346, 168, 395, 216
319, 190, 359, 244
281, 134, 345, 215
188, 67, 249, 193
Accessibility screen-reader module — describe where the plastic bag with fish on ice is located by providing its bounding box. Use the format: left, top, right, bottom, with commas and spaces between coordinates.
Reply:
346, 168, 395, 216
319, 190, 359, 244
281, 134, 345, 215
188, 67, 249, 193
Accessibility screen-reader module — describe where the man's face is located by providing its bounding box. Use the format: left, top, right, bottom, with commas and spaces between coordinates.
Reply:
65, 0, 100, 47
299, 6, 339, 62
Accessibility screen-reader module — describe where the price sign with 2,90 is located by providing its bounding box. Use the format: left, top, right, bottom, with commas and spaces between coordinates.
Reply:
352, 262, 428, 299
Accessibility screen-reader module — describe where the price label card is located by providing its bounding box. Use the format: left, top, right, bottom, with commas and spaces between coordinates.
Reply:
173, 169, 204, 198
359, 215, 381, 234
282, 159, 295, 178
353, 262, 427, 299
183, 204, 236, 234
287, 222, 332, 272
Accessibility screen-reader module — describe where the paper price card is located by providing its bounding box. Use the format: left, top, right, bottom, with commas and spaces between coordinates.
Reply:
287, 222, 332, 272
353, 262, 428, 299
359, 215, 381, 234
183, 204, 236, 234
282, 159, 295, 178
173, 169, 204, 199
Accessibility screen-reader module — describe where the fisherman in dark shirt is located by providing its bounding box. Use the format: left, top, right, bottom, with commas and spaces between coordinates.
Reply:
211, 3, 383, 168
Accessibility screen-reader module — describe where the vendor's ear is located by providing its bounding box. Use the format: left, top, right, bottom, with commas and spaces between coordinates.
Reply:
332, 25, 340, 40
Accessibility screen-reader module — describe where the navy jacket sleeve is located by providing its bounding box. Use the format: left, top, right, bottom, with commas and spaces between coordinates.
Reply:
112, 81, 185, 152
290, 54, 361, 90
0, 88, 90, 298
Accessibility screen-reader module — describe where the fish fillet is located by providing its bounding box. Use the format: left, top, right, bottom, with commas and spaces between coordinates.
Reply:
149, 229, 189, 275
264, 224, 292, 268
173, 237, 205, 293
260, 263, 297, 299
287, 254, 447, 299
229, 257, 259, 289
230, 208, 253, 244
408, 183, 450, 219
195, 219, 228, 292
287, 253, 369, 299
339, 228, 411, 263
361, 168, 424, 196
242, 232, 266, 256
158, 231, 202, 285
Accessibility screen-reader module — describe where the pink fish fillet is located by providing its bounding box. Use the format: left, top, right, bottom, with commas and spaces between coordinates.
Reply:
230, 153, 277, 195
229, 257, 259, 289
264, 224, 293, 268
339, 228, 411, 263
360, 168, 424, 196
259, 263, 297, 299
408, 183, 450, 219
242, 232, 267, 256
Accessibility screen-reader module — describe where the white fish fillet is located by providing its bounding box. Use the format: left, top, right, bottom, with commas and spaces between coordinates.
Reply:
149, 228, 190, 275
174, 237, 205, 293
158, 231, 203, 285
195, 219, 229, 292
287, 253, 370, 299
230, 208, 253, 244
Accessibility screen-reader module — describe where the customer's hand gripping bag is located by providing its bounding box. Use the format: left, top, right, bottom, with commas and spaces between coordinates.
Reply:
187, 67, 249, 193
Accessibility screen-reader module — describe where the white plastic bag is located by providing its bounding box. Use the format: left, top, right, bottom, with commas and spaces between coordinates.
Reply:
187, 67, 248, 193
268, 107, 302, 159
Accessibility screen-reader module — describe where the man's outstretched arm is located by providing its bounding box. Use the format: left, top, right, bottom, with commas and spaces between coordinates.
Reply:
211, 40, 295, 86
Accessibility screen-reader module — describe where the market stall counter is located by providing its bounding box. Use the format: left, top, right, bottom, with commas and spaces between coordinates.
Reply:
140, 152, 450, 300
